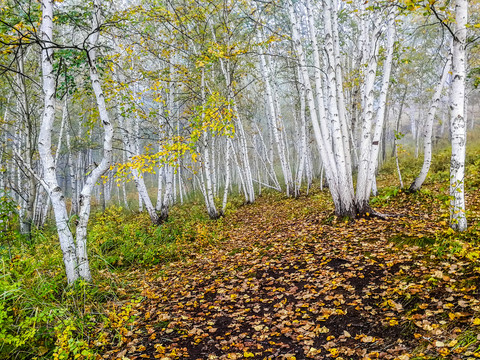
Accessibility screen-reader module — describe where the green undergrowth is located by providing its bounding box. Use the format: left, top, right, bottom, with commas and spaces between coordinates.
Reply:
0, 199, 235, 359
378, 129, 480, 190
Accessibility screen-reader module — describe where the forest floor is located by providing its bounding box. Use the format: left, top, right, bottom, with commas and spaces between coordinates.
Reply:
99, 183, 480, 360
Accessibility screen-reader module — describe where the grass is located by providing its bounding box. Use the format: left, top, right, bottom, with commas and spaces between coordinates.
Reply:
0, 198, 232, 359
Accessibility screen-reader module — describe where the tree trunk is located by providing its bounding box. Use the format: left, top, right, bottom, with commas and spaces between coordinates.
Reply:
38, 0, 79, 284
355, 13, 381, 215
365, 11, 396, 198
410, 55, 451, 192
289, 0, 343, 214
449, 0, 468, 231
259, 42, 293, 196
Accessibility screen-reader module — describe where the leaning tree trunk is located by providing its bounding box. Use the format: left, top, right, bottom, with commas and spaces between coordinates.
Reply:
74, 0, 115, 281
119, 111, 160, 225
449, 0, 468, 231
410, 55, 452, 192
217, 53, 255, 204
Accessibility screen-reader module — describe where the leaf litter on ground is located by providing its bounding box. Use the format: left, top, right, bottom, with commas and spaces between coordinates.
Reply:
98, 186, 480, 360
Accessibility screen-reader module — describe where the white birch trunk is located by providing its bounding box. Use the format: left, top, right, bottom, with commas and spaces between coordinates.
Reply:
119, 113, 159, 224
304, 0, 338, 182
365, 11, 396, 198
259, 44, 293, 196
221, 139, 232, 214
355, 15, 381, 213
217, 53, 255, 204
199, 67, 219, 219
156, 165, 164, 211
38, 0, 79, 284
323, 0, 356, 215
295, 67, 307, 197
253, 124, 281, 190
410, 55, 451, 192
75, 0, 115, 280
449, 0, 468, 231
290, 0, 342, 213
66, 126, 78, 215
332, 0, 353, 186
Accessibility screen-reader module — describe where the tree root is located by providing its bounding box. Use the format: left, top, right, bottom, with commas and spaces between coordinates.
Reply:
369, 210, 403, 220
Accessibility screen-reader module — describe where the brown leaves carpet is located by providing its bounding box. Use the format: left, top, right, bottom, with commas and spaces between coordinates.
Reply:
103, 189, 480, 360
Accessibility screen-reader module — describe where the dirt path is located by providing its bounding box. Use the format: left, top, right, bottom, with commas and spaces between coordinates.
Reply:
103, 191, 480, 360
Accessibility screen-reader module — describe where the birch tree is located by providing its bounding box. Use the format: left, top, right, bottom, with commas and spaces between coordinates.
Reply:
36, 0, 114, 283
410, 54, 451, 192
449, 0, 468, 231
38, 0, 79, 283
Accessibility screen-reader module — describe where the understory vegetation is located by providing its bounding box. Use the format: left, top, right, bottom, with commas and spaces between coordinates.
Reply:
1, 144, 480, 359
0, 200, 230, 359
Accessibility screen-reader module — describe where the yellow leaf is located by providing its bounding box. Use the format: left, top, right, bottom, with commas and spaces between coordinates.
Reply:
243, 352, 254, 358
328, 348, 339, 356
473, 318, 480, 325
389, 319, 399, 326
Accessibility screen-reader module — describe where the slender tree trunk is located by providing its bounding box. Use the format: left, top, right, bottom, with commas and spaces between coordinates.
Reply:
322, 0, 356, 215
221, 139, 232, 214
119, 112, 160, 224
75, 0, 116, 280
254, 123, 281, 190
199, 68, 219, 219
289, 0, 343, 214
259, 42, 293, 196
66, 127, 78, 215
217, 53, 255, 203
410, 55, 451, 192
38, 0, 79, 284
449, 0, 468, 231
294, 67, 307, 197
365, 11, 396, 198
355, 15, 381, 214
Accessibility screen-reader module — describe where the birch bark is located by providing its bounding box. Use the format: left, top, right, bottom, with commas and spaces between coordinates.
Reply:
75, 0, 115, 280
294, 67, 307, 197
259, 42, 293, 196
365, 11, 396, 198
119, 112, 160, 225
38, 0, 79, 283
449, 0, 468, 231
200, 67, 219, 219
323, 0, 356, 216
410, 55, 451, 192
289, 0, 340, 212
355, 14, 381, 214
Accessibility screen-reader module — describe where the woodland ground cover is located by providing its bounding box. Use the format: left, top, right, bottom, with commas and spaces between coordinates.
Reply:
99, 183, 480, 359
1, 143, 480, 360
